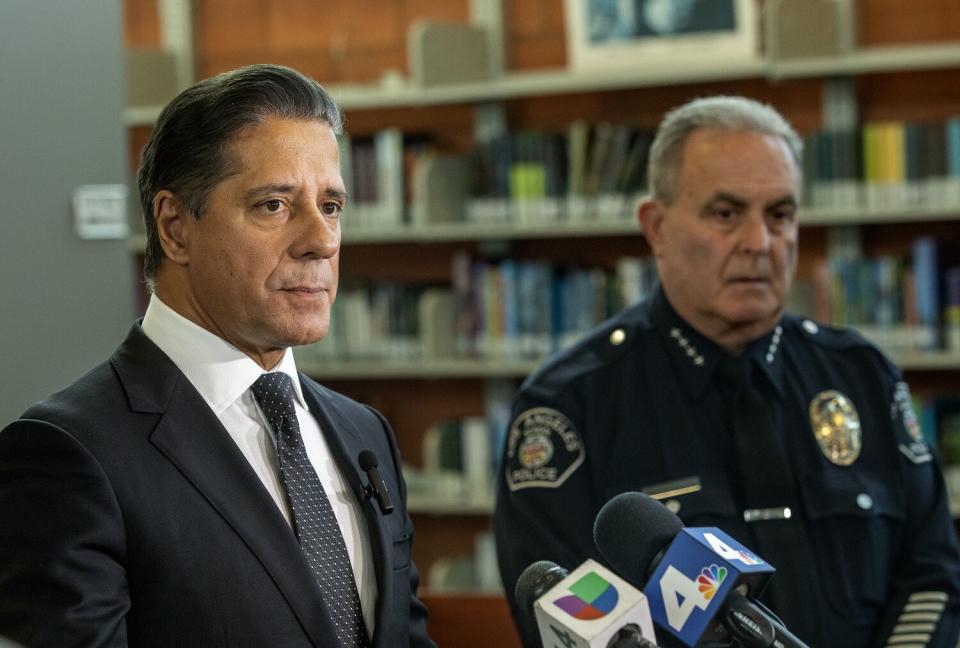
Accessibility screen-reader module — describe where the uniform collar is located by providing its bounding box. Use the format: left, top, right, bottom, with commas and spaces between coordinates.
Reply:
650, 286, 785, 400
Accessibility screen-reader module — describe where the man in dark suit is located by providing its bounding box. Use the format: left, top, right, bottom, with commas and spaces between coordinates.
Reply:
0, 64, 435, 648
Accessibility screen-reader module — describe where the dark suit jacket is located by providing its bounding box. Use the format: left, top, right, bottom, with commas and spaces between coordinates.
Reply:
0, 325, 434, 647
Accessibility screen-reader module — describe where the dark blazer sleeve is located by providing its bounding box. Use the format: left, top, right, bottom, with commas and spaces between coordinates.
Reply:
365, 406, 435, 648
0, 418, 129, 647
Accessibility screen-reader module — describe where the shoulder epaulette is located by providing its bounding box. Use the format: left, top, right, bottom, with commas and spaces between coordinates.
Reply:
782, 313, 875, 351
782, 313, 899, 375
521, 300, 653, 397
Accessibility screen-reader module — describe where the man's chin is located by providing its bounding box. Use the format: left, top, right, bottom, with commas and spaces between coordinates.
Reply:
274, 321, 330, 348
726, 306, 782, 330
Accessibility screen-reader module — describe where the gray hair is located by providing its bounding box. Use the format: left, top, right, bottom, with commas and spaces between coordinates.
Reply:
648, 95, 802, 204
137, 64, 343, 285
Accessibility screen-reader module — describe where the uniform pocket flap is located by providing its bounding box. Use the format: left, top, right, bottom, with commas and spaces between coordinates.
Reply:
798, 467, 905, 521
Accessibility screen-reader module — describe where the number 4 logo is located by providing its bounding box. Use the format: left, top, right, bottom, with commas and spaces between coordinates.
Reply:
658, 565, 712, 631
704, 532, 761, 565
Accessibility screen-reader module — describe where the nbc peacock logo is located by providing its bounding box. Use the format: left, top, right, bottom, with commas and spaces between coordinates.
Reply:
553, 571, 619, 620
697, 564, 727, 601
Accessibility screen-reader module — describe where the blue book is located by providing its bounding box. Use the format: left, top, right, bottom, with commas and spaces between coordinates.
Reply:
912, 236, 940, 349
550, 267, 568, 352
947, 117, 960, 179
499, 260, 519, 356
535, 262, 555, 356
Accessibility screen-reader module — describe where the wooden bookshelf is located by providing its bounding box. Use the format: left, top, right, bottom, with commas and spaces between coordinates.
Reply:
128, 203, 960, 252
123, 42, 960, 125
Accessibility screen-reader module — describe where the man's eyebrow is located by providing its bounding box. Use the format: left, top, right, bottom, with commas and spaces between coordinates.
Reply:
765, 195, 798, 210
705, 192, 748, 209
240, 185, 349, 203
324, 187, 348, 203
241, 184, 296, 201
703, 192, 798, 210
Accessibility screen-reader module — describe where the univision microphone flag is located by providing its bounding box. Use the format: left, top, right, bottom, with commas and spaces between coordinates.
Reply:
534, 559, 657, 648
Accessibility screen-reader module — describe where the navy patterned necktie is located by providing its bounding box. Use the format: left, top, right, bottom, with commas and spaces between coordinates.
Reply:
251, 372, 370, 648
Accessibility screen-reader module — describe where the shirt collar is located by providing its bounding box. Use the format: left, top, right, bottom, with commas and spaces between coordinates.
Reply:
650, 286, 785, 400
140, 294, 307, 414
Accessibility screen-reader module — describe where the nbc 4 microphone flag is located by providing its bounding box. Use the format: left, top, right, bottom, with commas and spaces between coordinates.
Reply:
644, 527, 775, 646
533, 559, 656, 648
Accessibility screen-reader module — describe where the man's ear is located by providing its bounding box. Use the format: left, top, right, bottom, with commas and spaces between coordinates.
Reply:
154, 190, 191, 266
638, 198, 665, 255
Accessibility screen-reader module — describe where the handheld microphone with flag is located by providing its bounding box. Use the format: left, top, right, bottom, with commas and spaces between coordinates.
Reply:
515, 559, 659, 648
593, 492, 808, 648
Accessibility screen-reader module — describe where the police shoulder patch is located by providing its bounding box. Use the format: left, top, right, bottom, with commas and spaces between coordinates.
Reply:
505, 407, 585, 491
892, 381, 932, 464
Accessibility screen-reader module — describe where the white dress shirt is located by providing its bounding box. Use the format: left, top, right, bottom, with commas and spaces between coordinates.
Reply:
141, 295, 377, 635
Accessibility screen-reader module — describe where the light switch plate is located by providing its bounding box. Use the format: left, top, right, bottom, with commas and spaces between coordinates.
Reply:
73, 184, 129, 240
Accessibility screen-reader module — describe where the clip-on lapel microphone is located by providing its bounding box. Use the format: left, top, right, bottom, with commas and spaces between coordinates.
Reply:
358, 449, 394, 515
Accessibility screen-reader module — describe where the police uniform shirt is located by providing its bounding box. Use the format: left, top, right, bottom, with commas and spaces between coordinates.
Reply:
494, 286, 960, 648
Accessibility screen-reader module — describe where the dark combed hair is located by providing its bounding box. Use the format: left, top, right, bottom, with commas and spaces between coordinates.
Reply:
137, 64, 343, 284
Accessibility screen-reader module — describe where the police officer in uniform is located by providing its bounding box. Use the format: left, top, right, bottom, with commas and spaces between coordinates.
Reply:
494, 96, 960, 647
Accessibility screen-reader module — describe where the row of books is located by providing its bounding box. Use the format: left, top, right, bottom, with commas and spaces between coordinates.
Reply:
297, 255, 659, 363
336, 118, 960, 233
407, 380, 513, 591
294, 245, 960, 366
805, 236, 960, 351
465, 124, 653, 225
338, 129, 434, 230
424, 531, 500, 593
805, 118, 960, 211
403, 378, 513, 507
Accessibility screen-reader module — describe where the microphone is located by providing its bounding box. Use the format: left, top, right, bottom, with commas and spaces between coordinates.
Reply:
593, 492, 808, 648
515, 560, 569, 647
358, 450, 394, 514
515, 559, 659, 648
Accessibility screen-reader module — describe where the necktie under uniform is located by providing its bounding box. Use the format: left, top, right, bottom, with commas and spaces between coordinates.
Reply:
715, 354, 824, 647
251, 372, 370, 648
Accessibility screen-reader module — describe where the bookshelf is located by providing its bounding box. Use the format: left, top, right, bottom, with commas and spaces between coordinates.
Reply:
122, 42, 960, 125
122, 0, 960, 641
127, 202, 960, 251
298, 351, 960, 380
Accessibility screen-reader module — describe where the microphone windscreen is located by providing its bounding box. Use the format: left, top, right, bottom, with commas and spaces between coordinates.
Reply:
593, 491, 684, 587
358, 449, 378, 471
514, 560, 568, 613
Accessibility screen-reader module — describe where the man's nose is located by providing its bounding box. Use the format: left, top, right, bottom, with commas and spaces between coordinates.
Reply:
291, 203, 340, 260
739, 213, 771, 254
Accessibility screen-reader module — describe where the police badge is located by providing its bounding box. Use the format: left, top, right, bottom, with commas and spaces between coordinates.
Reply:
809, 390, 862, 466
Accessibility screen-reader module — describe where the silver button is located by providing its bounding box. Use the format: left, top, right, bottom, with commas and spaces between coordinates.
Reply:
609, 329, 626, 346
665, 499, 681, 514
857, 493, 873, 510
802, 320, 819, 335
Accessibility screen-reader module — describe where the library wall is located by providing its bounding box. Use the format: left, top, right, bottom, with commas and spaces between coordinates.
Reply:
124, 1, 960, 76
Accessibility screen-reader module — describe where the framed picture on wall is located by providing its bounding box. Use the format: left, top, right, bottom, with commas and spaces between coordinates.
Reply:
564, 0, 759, 70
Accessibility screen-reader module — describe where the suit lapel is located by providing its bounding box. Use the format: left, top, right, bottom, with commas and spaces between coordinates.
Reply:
112, 326, 335, 647
299, 377, 396, 648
